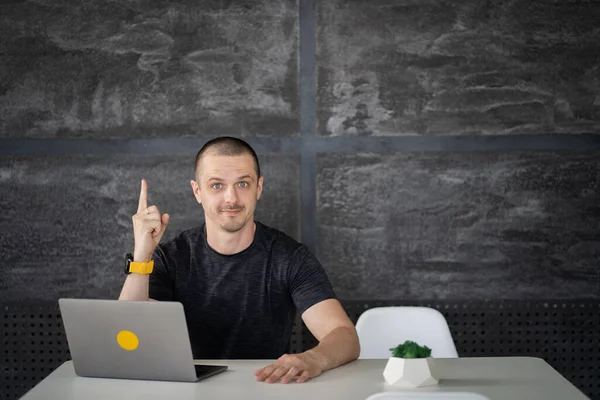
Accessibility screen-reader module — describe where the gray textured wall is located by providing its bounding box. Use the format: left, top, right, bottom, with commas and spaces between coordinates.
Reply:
0, 155, 299, 301
1, 0, 600, 304
317, 152, 600, 299
317, 0, 600, 136
0, 0, 298, 138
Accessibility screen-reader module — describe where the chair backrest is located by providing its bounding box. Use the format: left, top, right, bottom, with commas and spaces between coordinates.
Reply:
355, 306, 458, 359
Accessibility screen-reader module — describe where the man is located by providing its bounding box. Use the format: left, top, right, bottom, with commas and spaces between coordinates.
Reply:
119, 136, 360, 384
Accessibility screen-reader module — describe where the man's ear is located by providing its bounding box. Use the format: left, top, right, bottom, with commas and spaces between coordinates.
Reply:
190, 179, 202, 204
256, 176, 264, 201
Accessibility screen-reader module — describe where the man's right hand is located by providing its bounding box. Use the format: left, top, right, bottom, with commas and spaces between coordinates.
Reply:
132, 179, 170, 262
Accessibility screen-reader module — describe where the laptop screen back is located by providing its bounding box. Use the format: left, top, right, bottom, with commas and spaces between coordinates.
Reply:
59, 298, 199, 382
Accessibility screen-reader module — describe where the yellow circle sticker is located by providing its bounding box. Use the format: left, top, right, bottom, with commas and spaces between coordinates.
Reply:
116, 330, 139, 351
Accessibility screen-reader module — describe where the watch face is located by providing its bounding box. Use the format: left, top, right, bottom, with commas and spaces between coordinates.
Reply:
125, 253, 134, 274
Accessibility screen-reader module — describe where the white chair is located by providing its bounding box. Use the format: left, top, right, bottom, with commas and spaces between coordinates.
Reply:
355, 306, 458, 359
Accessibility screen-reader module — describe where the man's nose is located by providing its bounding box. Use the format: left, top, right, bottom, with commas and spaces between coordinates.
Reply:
224, 186, 238, 203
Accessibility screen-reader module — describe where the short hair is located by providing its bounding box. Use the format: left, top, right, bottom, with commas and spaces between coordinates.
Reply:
194, 136, 261, 179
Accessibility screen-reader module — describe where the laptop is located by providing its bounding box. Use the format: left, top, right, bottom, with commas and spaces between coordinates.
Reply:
58, 298, 227, 382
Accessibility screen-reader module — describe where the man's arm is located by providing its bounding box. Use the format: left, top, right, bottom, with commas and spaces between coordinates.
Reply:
119, 179, 169, 301
118, 274, 151, 301
254, 299, 360, 384
301, 298, 360, 370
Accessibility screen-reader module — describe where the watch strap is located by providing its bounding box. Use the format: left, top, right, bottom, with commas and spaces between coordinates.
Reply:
128, 260, 154, 274
125, 253, 154, 275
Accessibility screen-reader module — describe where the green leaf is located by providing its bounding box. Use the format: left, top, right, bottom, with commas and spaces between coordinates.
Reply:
390, 340, 432, 358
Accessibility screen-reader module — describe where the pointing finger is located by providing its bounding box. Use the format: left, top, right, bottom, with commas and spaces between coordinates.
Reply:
138, 179, 148, 213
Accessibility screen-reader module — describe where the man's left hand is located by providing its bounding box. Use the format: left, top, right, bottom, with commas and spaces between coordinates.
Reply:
254, 352, 325, 384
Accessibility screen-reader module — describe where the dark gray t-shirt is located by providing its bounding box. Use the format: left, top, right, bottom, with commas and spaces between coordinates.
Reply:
149, 221, 336, 359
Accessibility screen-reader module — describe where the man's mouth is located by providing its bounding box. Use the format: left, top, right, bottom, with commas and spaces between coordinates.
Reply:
221, 208, 243, 214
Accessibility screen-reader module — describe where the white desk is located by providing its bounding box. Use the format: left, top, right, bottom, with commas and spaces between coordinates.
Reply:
20, 357, 589, 400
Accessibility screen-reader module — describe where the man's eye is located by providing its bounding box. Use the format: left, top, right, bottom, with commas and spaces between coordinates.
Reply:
212, 183, 222, 190
239, 182, 249, 188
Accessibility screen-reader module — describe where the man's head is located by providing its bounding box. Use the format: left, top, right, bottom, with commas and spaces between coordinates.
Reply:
194, 136, 261, 180
191, 137, 263, 233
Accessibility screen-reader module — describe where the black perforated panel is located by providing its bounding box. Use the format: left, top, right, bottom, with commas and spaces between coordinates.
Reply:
1, 303, 70, 400
2, 300, 599, 400
289, 314, 305, 354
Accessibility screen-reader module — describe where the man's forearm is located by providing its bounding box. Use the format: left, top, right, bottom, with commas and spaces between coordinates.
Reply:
306, 326, 360, 371
118, 274, 150, 301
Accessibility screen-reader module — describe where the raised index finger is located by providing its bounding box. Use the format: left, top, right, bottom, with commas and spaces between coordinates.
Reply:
137, 179, 148, 213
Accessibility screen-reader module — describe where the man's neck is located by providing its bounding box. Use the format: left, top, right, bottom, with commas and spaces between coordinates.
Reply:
205, 220, 256, 255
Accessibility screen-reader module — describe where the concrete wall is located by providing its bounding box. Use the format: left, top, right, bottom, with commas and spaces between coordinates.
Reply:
1, 0, 599, 303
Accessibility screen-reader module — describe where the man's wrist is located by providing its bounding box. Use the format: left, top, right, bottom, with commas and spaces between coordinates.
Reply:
305, 348, 329, 371
133, 253, 152, 262
126, 252, 154, 275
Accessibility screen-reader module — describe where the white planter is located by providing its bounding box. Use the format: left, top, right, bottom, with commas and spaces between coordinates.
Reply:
383, 357, 439, 387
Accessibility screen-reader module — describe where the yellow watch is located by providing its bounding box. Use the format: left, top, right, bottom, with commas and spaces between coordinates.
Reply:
125, 254, 154, 275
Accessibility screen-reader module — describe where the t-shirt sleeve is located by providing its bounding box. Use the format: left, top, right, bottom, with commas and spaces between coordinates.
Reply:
148, 245, 174, 301
288, 244, 337, 315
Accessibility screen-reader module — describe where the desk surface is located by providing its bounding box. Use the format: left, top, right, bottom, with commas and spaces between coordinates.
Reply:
21, 357, 589, 400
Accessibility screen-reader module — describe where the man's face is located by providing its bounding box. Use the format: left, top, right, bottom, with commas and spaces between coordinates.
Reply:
191, 153, 263, 233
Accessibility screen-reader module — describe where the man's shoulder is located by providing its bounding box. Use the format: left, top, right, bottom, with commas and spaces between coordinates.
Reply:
255, 221, 306, 256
